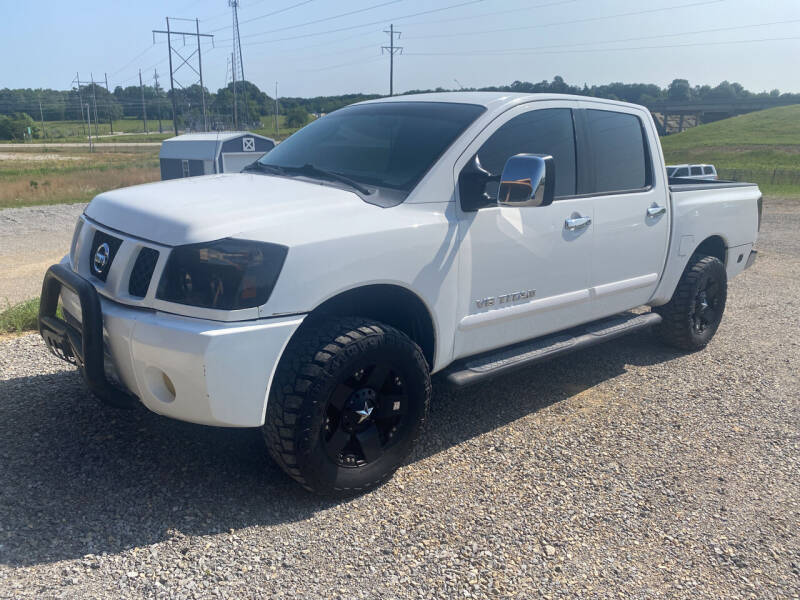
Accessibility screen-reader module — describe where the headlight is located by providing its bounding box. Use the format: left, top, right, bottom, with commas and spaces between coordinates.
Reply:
156, 238, 288, 310
69, 218, 84, 266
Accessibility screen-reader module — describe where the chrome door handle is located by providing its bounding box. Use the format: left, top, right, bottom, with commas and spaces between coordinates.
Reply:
565, 215, 592, 231
647, 205, 667, 217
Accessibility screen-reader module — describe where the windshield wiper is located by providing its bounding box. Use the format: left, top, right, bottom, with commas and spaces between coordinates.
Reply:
282, 163, 372, 195
243, 162, 287, 175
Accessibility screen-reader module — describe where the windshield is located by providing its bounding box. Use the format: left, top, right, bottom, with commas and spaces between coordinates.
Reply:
258, 102, 485, 193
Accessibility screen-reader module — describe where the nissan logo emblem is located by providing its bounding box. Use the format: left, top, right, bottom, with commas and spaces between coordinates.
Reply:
93, 242, 110, 274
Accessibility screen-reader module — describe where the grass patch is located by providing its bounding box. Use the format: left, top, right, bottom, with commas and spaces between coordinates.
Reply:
0, 148, 160, 209
0, 298, 40, 334
661, 105, 800, 196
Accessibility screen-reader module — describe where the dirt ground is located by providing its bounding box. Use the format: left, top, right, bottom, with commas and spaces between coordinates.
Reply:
0, 203, 86, 305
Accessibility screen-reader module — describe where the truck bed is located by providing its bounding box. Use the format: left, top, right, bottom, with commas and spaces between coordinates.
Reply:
668, 177, 759, 192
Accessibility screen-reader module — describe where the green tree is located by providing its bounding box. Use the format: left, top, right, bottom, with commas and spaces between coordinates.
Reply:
285, 106, 309, 128
0, 112, 37, 140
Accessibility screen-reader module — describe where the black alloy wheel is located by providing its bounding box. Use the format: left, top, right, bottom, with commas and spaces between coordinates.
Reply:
323, 362, 410, 468
263, 317, 430, 496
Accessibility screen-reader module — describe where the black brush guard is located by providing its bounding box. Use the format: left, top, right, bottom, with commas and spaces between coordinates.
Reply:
38, 264, 138, 408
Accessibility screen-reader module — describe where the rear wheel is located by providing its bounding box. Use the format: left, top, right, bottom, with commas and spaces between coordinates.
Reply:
655, 254, 727, 351
263, 317, 430, 495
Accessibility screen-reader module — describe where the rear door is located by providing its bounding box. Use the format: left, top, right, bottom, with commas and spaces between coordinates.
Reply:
574, 103, 670, 320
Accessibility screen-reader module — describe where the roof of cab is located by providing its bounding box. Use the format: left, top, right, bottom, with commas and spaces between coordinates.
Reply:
358, 91, 646, 112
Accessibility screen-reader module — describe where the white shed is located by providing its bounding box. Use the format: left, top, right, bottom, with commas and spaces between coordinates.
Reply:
159, 131, 276, 180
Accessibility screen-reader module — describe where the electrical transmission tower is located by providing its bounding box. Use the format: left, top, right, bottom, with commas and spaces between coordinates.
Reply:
152, 17, 214, 135
229, 0, 247, 130
382, 24, 403, 96
73, 73, 101, 138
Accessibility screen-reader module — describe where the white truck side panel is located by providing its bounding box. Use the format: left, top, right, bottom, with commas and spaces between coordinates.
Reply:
649, 185, 760, 306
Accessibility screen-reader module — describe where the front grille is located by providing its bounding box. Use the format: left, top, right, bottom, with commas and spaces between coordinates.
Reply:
88, 230, 123, 282
128, 247, 160, 297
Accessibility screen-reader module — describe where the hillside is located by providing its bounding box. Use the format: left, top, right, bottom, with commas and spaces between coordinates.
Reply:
660, 105, 800, 195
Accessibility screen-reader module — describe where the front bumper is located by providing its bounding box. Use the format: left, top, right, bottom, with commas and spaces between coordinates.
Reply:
39, 264, 304, 427
745, 249, 757, 270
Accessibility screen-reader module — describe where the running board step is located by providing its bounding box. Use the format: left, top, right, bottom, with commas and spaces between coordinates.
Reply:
443, 311, 662, 388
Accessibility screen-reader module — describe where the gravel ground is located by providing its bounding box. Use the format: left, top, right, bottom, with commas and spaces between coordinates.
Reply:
0, 203, 86, 305
0, 197, 798, 599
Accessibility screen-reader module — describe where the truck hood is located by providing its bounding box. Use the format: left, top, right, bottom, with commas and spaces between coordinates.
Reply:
84, 173, 371, 246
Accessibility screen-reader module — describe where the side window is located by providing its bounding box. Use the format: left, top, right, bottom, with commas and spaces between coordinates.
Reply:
703, 166, 714, 175
477, 108, 576, 198
690, 166, 703, 176
674, 167, 689, 177
584, 109, 648, 193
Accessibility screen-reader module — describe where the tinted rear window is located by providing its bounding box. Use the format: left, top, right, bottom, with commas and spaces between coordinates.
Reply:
691, 166, 703, 175
703, 166, 714, 174
673, 167, 689, 177
585, 110, 648, 193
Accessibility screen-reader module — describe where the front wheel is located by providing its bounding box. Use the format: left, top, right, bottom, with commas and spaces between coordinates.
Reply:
655, 254, 728, 351
263, 317, 430, 496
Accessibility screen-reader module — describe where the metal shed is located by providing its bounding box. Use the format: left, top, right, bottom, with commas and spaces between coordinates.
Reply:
159, 132, 276, 180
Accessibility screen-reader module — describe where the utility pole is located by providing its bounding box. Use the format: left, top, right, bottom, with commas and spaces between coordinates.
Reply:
153, 68, 163, 133
90, 73, 99, 137
139, 69, 149, 134
76, 72, 86, 136
104, 73, 113, 134
38, 99, 46, 139
232, 51, 238, 129
86, 103, 93, 152
382, 24, 403, 96
274, 81, 279, 138
166, 18, 178, 136
196, 18, 207, 131
228, 0, 247, 128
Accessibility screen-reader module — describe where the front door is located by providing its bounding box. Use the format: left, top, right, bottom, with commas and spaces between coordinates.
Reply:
453, 102, 596, 360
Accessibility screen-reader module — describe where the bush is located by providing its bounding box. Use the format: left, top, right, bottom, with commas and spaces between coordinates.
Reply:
0, 112, 38, 140
285, 107, 309, 128
0, 298, 40, 333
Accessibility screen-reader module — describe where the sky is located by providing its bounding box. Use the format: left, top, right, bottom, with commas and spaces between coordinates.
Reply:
3, 0, 800, 98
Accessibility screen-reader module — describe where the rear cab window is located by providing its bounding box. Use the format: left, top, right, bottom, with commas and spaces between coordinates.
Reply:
581, 109, 651, 194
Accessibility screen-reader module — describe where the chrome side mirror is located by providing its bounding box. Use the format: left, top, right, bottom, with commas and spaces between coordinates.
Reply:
498, 154, 555, 208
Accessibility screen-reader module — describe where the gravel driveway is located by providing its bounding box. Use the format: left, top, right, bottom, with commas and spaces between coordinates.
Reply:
0, 204, 86, 305
0, 198, 798, 599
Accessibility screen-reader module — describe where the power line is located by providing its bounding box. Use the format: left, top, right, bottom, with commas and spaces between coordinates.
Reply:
407, 17, 800, 56
218, 0, 488, 45
206, 0, 317, 33
402, 0, 727, 40
399, 0, 581, 28
237, 0, 403, 39
403, 34, 800, 57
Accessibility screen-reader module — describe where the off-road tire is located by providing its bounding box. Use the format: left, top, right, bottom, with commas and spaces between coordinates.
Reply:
655, 254, 727, 351
263, 317, 431, 496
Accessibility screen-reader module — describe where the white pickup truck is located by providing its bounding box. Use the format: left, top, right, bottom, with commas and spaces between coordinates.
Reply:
39, 92, 761, 495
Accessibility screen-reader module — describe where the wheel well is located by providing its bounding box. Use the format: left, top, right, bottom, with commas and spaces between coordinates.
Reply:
694, 235, 726, 264
304, 285, 436, 368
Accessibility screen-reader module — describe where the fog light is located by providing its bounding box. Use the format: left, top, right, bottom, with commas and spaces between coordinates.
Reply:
162, 372, 176, 397
145, 366, 176, 404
